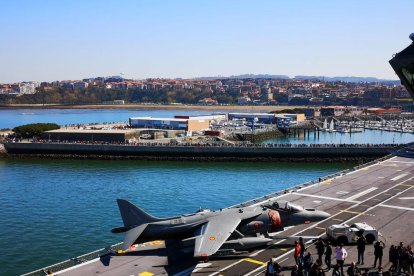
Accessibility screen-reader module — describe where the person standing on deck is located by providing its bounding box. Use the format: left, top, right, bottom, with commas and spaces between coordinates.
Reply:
335, 244, 347, 275
299, 237, 306, 265
356, 235, 366, 265
315, 238, 325, 263
324, 241, 333, 270
294, 241, 302, 265
373, 241, 385, 268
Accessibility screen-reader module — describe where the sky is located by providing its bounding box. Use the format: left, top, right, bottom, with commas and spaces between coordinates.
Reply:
0, 0, 412, 83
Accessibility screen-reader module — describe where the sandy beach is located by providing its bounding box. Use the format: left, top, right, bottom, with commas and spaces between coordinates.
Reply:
0, 103, 305, 112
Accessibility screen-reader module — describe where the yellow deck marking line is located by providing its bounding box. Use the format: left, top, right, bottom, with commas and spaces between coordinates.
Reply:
147, 240, 164, 245
138, 272, 154, 276
399, 184, 414, 187
396, 169, 402, 171
360, 204, 371, 207
378, 176, 385, 179
280, 248, 288, 251
381, 164, 398, 167
341, 209, 375, 216
371, 198, 382, 201
333, 218, 344, 222
393, 189, 403, 191
341, 210, 365, 215
360, 168, 369, 170
384, 193, 392, 196
243, 258, 266, 266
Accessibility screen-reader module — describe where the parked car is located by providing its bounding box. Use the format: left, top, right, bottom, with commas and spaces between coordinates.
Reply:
326, 222, 379, 244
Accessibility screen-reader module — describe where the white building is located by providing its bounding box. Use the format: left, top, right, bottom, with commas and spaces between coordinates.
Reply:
19, 82, 40, 94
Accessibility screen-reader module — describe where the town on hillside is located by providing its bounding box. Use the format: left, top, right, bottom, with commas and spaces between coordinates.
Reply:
0, 76, 411, 109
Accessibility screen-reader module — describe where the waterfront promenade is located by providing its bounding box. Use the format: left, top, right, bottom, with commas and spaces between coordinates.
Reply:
3, 141, 404, 161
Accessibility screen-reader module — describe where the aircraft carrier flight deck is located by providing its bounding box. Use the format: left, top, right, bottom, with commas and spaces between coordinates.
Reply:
26, 155, 414, 276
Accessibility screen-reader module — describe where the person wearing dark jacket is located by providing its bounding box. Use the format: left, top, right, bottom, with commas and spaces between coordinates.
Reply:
356, 235, 366, 265
304, 252, 314, 276
373, 241, 386, 268
324, 241, 333, 270
316, 238, 325, 262
299, 237, 306, 265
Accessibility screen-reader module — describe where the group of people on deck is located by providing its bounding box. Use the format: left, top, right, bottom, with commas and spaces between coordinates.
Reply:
265, 236, 412, 276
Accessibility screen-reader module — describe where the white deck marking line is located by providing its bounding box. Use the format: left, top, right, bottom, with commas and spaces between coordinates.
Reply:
56, 258, 100, 274
379, 204, 414, 212
336, 191, 349, 195
399, 197, 414, 200
391, 173, 409, 181
237, 176, 414, 276
279, 257, 289, 263
346, 187, 378, 201
313, 200, 322, 203
193, 263, 212, 273
385, 160, 414, 164
250, 157, 396, 208
292, 192, 359, 203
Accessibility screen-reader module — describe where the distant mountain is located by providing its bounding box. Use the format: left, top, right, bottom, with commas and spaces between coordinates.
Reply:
229, 74, 290, 79
294, 75, 400, 84
195, 74, 400, 84
195, 74, 290, 80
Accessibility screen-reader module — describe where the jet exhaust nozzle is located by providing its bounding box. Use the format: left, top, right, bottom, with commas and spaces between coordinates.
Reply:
111, 226, 131, 233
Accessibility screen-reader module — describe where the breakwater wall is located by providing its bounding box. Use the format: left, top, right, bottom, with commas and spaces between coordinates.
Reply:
3, 142, 401, 162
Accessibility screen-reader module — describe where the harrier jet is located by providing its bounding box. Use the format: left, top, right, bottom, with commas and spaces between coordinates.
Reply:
112, 199, 330, 258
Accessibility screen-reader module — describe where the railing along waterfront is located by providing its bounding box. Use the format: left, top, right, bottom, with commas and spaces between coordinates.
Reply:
21, 243, 124, 276
7, 139, 405, 149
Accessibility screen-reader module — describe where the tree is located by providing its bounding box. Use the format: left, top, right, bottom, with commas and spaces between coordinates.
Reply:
12, 123, 60, 138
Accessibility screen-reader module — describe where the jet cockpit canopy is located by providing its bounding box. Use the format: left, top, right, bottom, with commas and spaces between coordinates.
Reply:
265, 200, 303, 213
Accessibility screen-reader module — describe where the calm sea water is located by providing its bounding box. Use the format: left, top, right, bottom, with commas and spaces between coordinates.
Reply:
0, 108, 412, 275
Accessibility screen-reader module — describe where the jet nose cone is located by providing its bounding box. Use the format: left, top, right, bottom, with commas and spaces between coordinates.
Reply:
315, 211, 330, 221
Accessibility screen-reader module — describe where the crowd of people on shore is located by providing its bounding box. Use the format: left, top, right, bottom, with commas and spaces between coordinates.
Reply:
8, 137, 401, 149
265, 237, 413, 276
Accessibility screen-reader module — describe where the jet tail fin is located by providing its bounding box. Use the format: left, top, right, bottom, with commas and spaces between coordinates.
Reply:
116, 199, 160, 228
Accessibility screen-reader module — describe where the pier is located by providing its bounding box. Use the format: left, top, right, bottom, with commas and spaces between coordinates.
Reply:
3, 141, 404, 161
22, 154, 414, 275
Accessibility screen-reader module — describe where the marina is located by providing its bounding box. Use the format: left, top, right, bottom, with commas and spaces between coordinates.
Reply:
22, 154, 414, 275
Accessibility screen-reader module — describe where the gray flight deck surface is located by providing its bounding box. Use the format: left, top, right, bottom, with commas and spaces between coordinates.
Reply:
57, 156, 414, 276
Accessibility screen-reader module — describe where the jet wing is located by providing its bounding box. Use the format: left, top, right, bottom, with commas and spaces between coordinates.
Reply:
193, 216, 241, 258
122, 223, 148, 250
